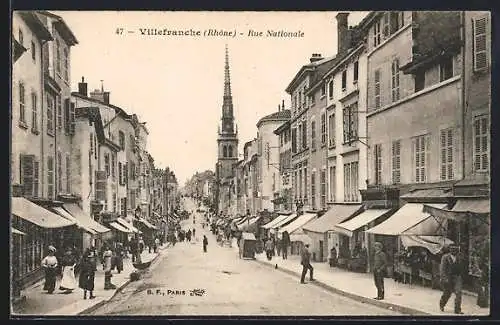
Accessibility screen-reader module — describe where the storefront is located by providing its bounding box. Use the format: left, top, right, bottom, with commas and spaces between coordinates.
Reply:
277, 213, 317, 256
11, 197, 76, 288
63, 203, 111, 250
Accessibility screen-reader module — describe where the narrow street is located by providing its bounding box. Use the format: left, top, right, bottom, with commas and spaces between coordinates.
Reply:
88, 198, 398, 316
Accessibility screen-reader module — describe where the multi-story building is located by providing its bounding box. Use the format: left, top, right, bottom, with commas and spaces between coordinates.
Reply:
273, 118, 292, 213
241, 139, 258, 216
255, 107, 291, 215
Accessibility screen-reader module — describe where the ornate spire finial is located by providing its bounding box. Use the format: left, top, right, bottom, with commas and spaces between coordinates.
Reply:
224, 45, 231, 97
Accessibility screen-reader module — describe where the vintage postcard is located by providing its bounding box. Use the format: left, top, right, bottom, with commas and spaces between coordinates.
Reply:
10, 10, 491, 317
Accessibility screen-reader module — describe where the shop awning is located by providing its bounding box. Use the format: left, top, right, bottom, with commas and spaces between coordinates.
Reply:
401, 235, 454, 255
240, 216, 261, 232
52, 207, 97, 235
109, 221, 132, 233
365, 203, 447, 236
12, 227, 26, 236
241, 232, 256, 240
261, 215, 289, 229
139, 218, 157, 230
278, 213, 317, 235
63, 203, 111, 233
12, 197, 76, 229
302, 204, 362, 234
271, 214, 297, 230
400, 188, 453, 199
289, 233, 312, 245
117, 217, 141, 233
333, 209, 390, 237
453, 198, 490, 214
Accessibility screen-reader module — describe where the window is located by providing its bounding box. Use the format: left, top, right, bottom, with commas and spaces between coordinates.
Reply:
104, 153, 110, 177
64, 99, 70, 134
329, 166, 336, 202
66, 154, 71, 193
415, 72, 425, 92
440, 129, 454, 180
320, 170, 326, 208
19, 82, 26, 124
47, 156, 54, 199
118, 162, 123, 185
20, 154, 39, 197
374, 69, 381, 109
88, 151, 93, 186
63, 48, 69, 81
31, 40, 36, 61
392, 140, 401, 184
341, 70, 347, 90
113, 193, 117, 213
130, 135, 136, 152
391, 59, 400, 102
90, 133, 94, 155
111, 153, 116, 180
344, 162, 359, 202
18, 28, 23, 46
228, 145, 233, 158
328, 113, 335, 147
321, 83, 326, 97
342, 103, 358, 144
118, 131, 125, 150
473, 116, 489, 172
353, 61, 359, 83
374, 144, 382, 185
310, 94, 315, 106
302, 86, 307, 107
389, 11, 405, 34
439, 57, 453, 82
413, 135, 430, 183
57, 152, 62, 193
373, 21, 381, 46
321, 113, 326, 145
298, 91, 302, 109
291, 128, 297, 153
473, 15, 489, 71
223, 145, 227, 158
382, 13, 390, 37
31, 92, 38, 132
94, 133, 98, 159
328, 80, 334, 98
303, 167, 308, 205
311, 121, 316, 150
57, 96, 62, 129
311, 171, 316, 209
56, 40, 60, 74
46, 96, 54, 135
302, 121, 307, 149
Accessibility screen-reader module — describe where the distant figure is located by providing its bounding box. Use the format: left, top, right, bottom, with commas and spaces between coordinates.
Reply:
439, 245, 465, 314
186, 229, 192, 242
265, 239, 274, 261
42, 246, 58, 294
192, 228, 196, 238
79, 248, 97, 300
103, 246, 116, 290
59, 247, 77, 293
300, 244, 314, 284
372, 242, 387, 300
203, 235, 208, 253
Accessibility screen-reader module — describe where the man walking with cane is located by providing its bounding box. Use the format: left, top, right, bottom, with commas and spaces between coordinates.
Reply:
300, 244, 314, 284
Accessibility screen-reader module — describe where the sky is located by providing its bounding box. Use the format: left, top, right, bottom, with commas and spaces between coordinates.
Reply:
55, 11, 368, 185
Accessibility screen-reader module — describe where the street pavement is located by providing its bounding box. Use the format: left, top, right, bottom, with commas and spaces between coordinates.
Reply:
87, 199, 398, 316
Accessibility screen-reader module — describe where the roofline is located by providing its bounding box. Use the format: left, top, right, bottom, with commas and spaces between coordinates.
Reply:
322, 44, 365, 82
37, 11, 78, 45
273, 120, 291, 135
18, 11, 53, 41
285, 65, 315, 94
71, 91, 133, 120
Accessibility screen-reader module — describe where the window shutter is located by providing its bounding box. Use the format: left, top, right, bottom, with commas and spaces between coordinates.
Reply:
411, 138, 416, 182
33, 160, 39, 197
302, 121, 307, 148
20, 154, 34, 197
473, 15, 488, 71
64, 99, 70, 134
481, 118, 489, 170
440, 130, 447, 180
95, 170, 107, 201
124, 162, 128, 184
352, 104, 359, 139
69, 102, 76, 135
447, 129, 453, 179
425, 135, 431, 182
342, 108, 348, 143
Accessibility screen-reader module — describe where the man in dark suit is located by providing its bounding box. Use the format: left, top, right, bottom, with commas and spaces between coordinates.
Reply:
439, 245, 464, 314
300, 244, 314, 284
373, 242, 387, 300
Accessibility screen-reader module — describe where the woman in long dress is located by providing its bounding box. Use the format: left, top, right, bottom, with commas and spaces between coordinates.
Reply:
59, 247, 77, 293
79, 248, 97, 299
42, 246, 58, 294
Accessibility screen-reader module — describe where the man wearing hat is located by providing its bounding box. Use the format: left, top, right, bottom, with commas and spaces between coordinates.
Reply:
300, 243, 314, 284
372, 242, 387, 300
439, 244, 464, 314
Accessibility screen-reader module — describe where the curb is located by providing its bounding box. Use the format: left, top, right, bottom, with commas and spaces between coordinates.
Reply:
77, 252, 162, 315
255, 259, 430, 316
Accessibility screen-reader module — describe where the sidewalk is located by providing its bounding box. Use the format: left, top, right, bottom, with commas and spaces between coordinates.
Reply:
12, 249, 163, 316
255, 253, 489, 316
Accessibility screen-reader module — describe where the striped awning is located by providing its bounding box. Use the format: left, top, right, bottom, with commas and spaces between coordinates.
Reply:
52, 207, 97, 235
12, 197, 75, 229
109, 222, 132, 233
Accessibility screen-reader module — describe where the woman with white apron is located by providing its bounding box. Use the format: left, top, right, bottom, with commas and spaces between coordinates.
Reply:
59, 247, 77, 293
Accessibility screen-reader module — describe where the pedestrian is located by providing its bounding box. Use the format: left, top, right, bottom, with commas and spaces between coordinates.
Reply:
102, 245, 116, 290
59, 247, 77, 293
114, 242, 125, 274
439, 245, 465, 314
154, 237, 160, 252
41, 246, 58, 294
282, 237, 288, 260
192, 228, 196, 238
265, 239, 274, 261
130, 237, 138, 263
79, 248, 97, 300
203, 235, 208, 253
276, 238, 282, 257
300, 244, 314, 284
139, 237, 145, 253
372, 242, 387, 300
187, 229, 192, 242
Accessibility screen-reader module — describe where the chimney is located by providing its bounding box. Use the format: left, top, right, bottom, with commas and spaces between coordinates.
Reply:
78, 77, 88, 97
336, 12, 350, 53
309, 53, 323, 63
103, 92, 110, 104
278, 104, 281, 112
282, 100, 285, 110
89, 89, 105, 102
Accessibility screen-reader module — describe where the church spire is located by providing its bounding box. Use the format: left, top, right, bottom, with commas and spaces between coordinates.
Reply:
224, 44, 232, 98
221, 45, 235, 134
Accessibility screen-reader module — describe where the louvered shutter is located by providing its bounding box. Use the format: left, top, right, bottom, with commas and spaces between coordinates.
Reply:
440, 130, 447, 180
473, 15, 488, 72
64, 99, 70, 134
342, 108, 348, 143
33, 160, 39, 197
124, 162, 128, 184
69, 102, 76, 135
20, 154, 34, 197
95, 170, 107, 201
480, 118, 489, 170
